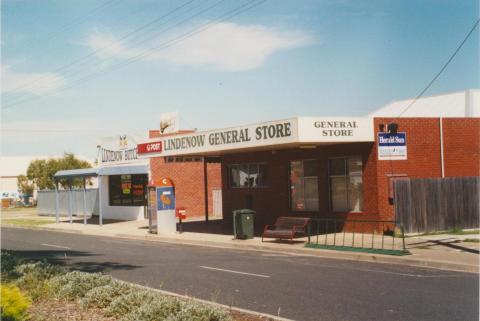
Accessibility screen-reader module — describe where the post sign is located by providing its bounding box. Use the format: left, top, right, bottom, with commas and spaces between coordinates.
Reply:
137, 141, 162, 155
378, 132, 407, 160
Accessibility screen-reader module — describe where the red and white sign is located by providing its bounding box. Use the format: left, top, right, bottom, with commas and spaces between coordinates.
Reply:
137, 141, 162, 155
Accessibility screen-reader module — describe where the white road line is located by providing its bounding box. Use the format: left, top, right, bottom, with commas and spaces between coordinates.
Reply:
41, 243, 70, 250
200, 266, 270, 278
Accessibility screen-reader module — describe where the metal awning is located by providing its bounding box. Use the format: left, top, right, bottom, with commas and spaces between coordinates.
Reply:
54, 168, 98, 179
54, 164, 149, 179
98, 164, 149, 176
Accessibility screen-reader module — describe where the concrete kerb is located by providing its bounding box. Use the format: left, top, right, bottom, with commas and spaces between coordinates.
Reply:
3, 224, 479, 274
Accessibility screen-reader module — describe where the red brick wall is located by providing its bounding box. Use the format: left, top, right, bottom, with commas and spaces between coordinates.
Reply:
146, 118, 479, 225
442, 118, 480, 177
374, 118, 442, 220
221, 117, 480, 230
148, 130, 222, 219
373, 117, 480, 220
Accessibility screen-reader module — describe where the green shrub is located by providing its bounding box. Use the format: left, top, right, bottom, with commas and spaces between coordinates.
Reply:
81, 280, 133, 308
0, 251, 23, 281
166, 302, 232, 321
0, 283, 31, 321
106, 288, 159, 317
49, 271, 112, 299
121, 296, 184, 321
14, 261, 66, 300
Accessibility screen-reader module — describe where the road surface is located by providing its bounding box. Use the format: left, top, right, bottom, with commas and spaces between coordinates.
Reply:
1, 227, 478, 321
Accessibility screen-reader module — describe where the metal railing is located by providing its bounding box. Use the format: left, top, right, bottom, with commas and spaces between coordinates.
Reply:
307, 218, 407, 253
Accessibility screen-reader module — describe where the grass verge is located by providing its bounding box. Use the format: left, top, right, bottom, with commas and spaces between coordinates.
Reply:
2, 219, 54, 227
305, 243, 411, 256
417, 229, 480, 236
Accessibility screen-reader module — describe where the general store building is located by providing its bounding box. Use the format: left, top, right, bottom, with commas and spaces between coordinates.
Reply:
137, 89, 479, 231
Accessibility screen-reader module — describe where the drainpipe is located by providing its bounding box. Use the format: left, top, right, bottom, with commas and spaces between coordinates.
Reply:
439, 117, 445, 178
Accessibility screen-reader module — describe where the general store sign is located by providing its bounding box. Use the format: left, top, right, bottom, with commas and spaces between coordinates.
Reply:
377, 132, 407, 160
137, 117, 374, 157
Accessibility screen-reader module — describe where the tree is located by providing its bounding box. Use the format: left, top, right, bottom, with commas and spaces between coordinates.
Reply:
17, 175, 34, 195
24, 153, 92, 190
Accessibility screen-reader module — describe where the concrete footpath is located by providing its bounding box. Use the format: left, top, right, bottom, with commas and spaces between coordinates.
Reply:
2, 215, 478, 274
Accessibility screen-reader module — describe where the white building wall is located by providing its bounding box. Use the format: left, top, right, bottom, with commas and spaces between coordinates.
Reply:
369, 89, 480, 118
98, 176, 145, 221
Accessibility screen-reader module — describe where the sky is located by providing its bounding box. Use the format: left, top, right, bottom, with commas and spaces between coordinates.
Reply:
1, 0, 479, 160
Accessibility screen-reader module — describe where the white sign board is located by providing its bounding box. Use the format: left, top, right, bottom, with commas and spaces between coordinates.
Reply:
377, 132, 407, 160
97, 135, 141, 164
298, 117, 374, 142
137, 117, 375, 158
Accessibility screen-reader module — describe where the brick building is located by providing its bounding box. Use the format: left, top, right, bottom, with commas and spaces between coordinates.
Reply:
54, 90, 478, 229
138, 89, 479, 231
148, 130, 222, 219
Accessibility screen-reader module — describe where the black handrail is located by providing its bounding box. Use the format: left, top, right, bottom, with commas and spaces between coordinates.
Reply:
307, 218, 406, 251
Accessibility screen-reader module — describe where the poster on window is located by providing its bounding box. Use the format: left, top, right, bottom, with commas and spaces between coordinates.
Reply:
378, 132, 407, 160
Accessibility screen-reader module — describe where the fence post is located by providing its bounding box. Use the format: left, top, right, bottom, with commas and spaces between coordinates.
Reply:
333, 219, 337, 246
324, 220, 328, 246
352, 221, 356, 247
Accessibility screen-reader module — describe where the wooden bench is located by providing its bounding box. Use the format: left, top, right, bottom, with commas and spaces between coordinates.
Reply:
262, 217, 311, 242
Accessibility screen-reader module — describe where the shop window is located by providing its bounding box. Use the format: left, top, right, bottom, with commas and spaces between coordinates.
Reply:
329, 156, 363, 212
289, 160, 319, 211
229, 163, 267, 188
109, 174, 148, 206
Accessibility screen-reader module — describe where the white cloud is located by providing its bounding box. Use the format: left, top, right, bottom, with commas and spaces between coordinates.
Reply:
1, 65, 66, 95
84, 22, 312, 71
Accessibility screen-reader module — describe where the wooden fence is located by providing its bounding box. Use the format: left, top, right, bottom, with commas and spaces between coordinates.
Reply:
394, 177, 479, 233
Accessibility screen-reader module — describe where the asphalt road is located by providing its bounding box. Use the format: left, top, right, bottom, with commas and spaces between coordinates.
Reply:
1, 227, 478, 321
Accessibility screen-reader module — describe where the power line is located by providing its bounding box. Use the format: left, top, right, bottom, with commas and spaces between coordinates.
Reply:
1, 129, 116, 133
3, 0, 222, 105
17, 0, 124, 64
3, 0, 267, 110
397, 18, 480, 117
4, 0, 199, 95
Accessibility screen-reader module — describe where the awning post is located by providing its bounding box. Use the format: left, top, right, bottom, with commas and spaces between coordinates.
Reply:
68, 180, 73, 224
83, 178, 87, 225
98, 176, 103, 226
55, 181, 59, 224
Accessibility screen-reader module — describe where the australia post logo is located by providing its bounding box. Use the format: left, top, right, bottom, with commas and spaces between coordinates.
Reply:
137, 141, 163, 155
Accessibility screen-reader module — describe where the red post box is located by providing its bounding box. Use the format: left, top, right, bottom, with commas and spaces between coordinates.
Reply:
176, 207, 187, 233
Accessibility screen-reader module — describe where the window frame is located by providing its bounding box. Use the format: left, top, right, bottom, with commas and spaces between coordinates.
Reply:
228, 162, 268, 189
327, 156, 364, 213
108, 174, 148, 207
288, 159, 319, 212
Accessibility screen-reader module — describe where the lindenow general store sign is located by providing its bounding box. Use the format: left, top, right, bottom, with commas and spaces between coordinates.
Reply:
137, 117, 374, 157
